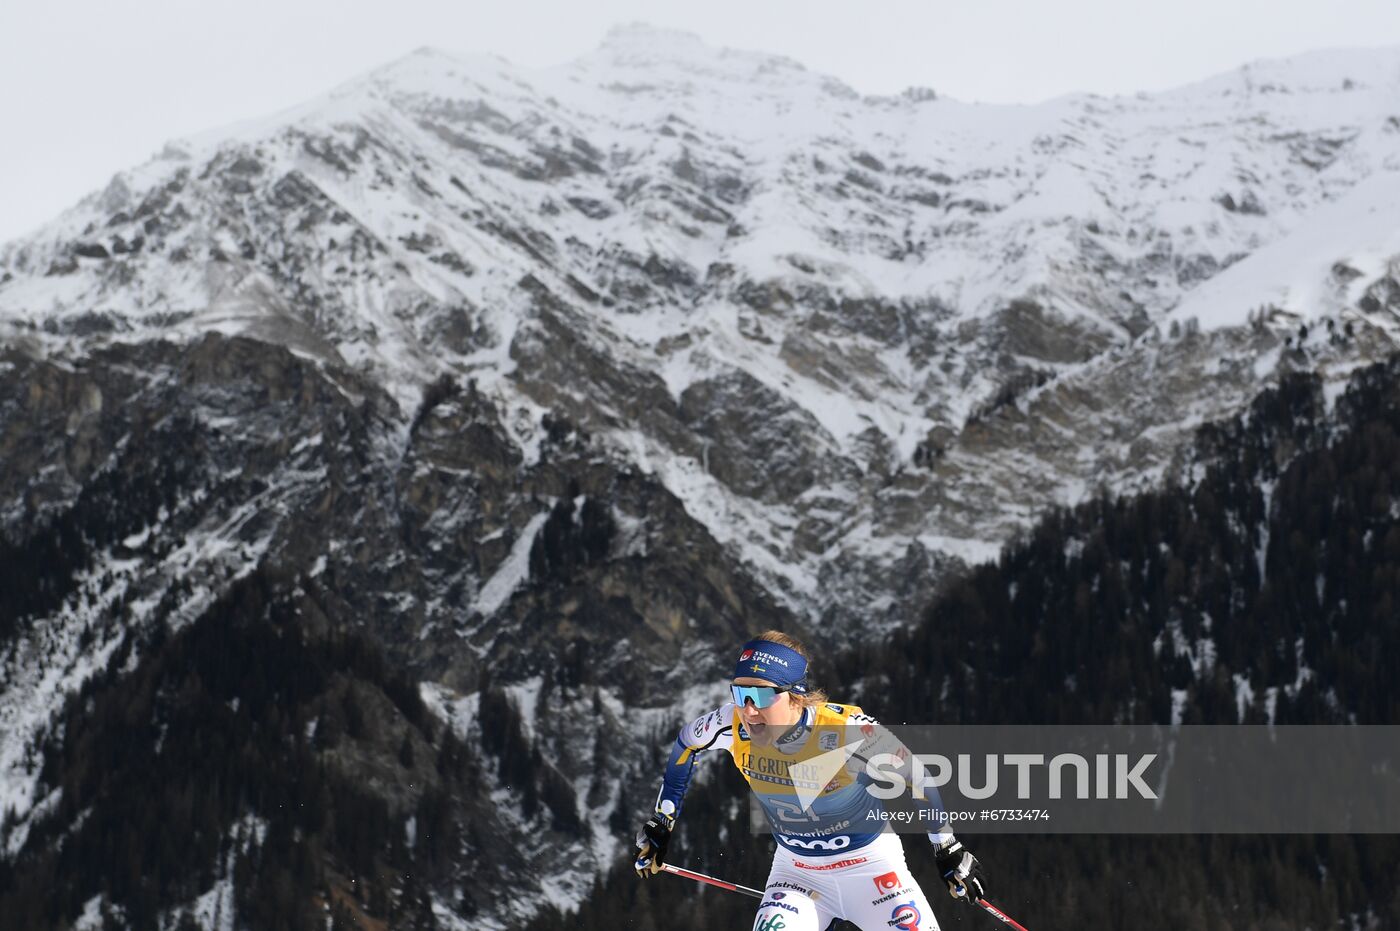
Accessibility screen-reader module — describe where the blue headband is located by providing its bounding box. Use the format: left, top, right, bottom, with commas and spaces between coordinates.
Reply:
733, 639, 808, 692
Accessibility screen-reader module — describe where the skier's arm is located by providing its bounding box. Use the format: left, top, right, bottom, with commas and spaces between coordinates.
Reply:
847, 710, 988, 901
654, 704, 735, 819
848, 710, 951, 824
635, 704, 735, 877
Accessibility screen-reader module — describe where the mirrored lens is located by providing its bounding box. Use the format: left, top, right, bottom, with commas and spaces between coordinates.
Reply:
731, 685, 781, 708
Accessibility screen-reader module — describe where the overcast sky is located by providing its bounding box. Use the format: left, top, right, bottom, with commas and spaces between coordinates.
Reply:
3, 0, 1400, 245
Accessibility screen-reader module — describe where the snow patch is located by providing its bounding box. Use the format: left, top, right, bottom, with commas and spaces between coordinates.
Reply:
189, 879, 236, 931
1169, 169, 1400, 332
470, 509, 550, 617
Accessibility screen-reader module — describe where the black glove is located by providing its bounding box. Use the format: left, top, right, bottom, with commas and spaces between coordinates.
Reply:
934, 836, 987, 902
633, 810, 675, 877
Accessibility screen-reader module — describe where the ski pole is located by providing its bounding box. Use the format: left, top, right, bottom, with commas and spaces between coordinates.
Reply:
975, 897, 1030, 931
663, 863, 1024, 928
659, 863, 764, 898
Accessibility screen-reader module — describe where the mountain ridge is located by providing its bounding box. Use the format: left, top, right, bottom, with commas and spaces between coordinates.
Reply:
3, 27, 1399, 633
3, 31, 1400, 927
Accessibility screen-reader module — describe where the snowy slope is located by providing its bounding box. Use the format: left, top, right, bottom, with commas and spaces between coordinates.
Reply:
1168, 166, 1400, 332
3, 26, 1400, 638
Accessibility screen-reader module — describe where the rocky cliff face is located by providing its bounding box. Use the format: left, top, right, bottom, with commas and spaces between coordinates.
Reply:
3, 25, 1400, 929
0, 332, 788, 927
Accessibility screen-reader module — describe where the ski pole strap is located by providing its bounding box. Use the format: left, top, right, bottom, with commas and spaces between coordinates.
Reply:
659, 863, 764, 899
976, 897, 1031, 931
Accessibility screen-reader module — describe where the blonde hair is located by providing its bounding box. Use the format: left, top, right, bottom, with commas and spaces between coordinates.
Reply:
753, 629, 829, 708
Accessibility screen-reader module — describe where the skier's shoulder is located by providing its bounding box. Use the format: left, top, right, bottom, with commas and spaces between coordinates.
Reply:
815, 700, 879, 725
678, 702, 737, 749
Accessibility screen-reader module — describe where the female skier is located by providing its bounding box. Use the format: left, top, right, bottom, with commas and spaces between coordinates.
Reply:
633, 631, 987, 931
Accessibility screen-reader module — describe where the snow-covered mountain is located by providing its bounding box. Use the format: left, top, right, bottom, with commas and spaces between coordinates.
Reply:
4, 28, 1398, 629
3, 25, 1400, 929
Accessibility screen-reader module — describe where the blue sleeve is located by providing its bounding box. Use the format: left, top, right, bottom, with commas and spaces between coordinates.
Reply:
656, 734, 700, 817
654, 707, 733, 818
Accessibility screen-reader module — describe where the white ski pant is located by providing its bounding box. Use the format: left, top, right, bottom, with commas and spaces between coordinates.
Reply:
751, 833, 941, 931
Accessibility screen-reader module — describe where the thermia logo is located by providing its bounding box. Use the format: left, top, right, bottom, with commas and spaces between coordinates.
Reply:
887, 902, 921, 930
